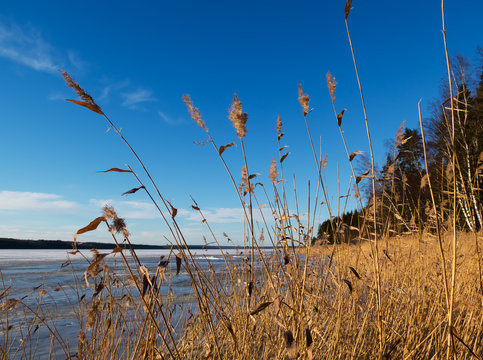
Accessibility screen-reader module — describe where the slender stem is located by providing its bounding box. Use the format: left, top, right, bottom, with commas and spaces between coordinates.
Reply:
418, 101, 450, 309
441, 0, 457, 357
345, 17, 383, 357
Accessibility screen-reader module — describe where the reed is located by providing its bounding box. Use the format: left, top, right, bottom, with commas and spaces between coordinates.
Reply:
1, 1, 482, 359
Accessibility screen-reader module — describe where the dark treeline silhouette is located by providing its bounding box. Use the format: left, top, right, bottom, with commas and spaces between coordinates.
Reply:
315, 51, 483, 243
0, 238, 239, 250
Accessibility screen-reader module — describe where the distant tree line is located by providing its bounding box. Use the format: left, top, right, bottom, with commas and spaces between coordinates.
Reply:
315, 51, 483, 244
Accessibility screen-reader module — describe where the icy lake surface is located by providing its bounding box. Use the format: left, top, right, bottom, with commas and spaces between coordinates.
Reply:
0, 248, 241, 359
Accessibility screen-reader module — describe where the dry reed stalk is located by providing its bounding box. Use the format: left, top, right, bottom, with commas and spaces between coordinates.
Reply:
344, 1, 384, 355
441, 1, 457, 357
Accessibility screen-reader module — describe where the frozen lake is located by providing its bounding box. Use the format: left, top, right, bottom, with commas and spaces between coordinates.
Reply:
0, 248, 242, 359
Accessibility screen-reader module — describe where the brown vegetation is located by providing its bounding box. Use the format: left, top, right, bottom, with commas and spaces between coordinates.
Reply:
1, 1, 483, 359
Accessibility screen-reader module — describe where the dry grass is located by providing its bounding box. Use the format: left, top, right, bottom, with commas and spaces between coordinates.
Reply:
2, 1, 483, 359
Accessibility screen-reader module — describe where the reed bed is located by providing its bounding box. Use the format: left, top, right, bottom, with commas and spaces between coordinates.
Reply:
1, 0, 483, 358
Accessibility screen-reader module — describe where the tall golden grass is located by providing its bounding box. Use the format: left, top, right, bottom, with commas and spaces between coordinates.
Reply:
1, 0, 482, 359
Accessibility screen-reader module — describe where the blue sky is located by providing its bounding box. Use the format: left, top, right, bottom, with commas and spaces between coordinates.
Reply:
0, 1, 481, 246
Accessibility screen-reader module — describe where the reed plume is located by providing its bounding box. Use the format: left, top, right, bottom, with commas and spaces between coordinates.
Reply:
326, 72, 337, 104
228, 93, 247, 139
183, 94, 207, 131
297, 84, 310, 116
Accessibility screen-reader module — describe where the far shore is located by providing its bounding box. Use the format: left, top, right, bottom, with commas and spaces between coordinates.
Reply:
0, 237, 239, 250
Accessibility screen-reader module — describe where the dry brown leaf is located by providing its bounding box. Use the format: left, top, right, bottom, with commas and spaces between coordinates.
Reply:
158, 256, 169, 268
344, 0, 353, 19
122, 186, 145, 196
97, 168, 132, 173
140, 265, 152, 296
218, 142, 236, 155
74, 217, 106, 243
280, 153, 290, 163
356, 170, 370, 184
93, 283, 104, 298
0, 299, 21, 311
284, 330, 298, 360
278, 132, 284, 141
337, 109, 346, 127
111, 247, 123, 254
305, 328, 313, 348
169, 203, 178, 218
250, 301, 273, 315
306, 328, 313, 360
284, 254, 290, 266
176, 253, 182, 275
222, 316, 237, 349
349, 150, 365, 162
349, 266, 361, 279
65, 99, 104, 115
343, 279, 353, 293
191, 205, 200, 211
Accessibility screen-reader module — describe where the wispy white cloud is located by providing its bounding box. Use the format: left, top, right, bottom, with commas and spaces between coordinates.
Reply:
0, 20, 85, 74
121, 88, 156, 109
88, 198, 256, 224
47, 92, 66, 101
98, 86, 111, 101
158, 111, 185, 126
0, 21, 58, 73
67, 50, 87, 73
0, 191, 78, 212
97, 79, 129, 102
178, 207, 248, 224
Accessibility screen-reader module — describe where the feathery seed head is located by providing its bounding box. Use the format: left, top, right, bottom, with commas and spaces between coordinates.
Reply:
103, 205, 118, 220
395, 121, 405, 148
321, 154, 328, 172
269, 158, 278, 183
86, 298, 101, 330
241, 165, 249, 186
445, 163, 454, 181
326, 72, 337, 104
276, 115, 282, 136
353, 184, 360, 199
112, 217, 128, 236
297, 84, 310, 116
183, 95, 207, 131
420, 174, 429, 189
228, 93, 247, 139
240, 165, 253, 194
77, 330, 86, 353
61, 71, 97, 105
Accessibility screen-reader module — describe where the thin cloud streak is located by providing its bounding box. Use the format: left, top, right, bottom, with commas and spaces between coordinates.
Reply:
158, 111, 185, 125
178, 207, 260, 224
0, 191, 78, 212
0, 20, 85, 74
121, 88, 156, 109
0, 21, 58, 73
